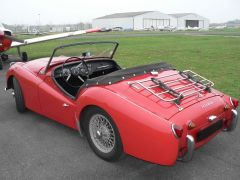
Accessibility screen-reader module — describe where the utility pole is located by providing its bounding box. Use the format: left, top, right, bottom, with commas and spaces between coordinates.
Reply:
38, 13, 41, 33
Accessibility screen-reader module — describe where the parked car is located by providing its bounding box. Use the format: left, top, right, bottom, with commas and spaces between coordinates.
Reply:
112, 27, 123, 31
5, 41, 238, 165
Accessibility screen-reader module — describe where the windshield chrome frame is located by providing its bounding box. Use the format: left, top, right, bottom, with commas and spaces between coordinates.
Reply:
42, 41, 119, 74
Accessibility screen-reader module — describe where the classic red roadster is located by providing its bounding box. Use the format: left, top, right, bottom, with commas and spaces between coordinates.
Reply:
5, 42, 238, 165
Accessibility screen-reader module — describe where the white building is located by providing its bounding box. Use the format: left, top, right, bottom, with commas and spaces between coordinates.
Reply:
169, 13, 209, 30
92, 11, 209, 30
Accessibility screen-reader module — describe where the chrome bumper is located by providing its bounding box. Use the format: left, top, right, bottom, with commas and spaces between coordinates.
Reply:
226, 109, 238, 131
179, 135, 195, 162
179, 110, 238, 162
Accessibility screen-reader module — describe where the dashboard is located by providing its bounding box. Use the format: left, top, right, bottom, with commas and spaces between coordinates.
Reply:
52, 58, 120, 98
53, 59, 120, 79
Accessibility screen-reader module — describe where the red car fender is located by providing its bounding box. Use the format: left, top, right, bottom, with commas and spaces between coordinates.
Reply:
76, 86, 179, 165
221, 94, 237, 122
6, 64, 43, 113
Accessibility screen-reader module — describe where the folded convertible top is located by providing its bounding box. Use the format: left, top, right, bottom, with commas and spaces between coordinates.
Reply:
82, 62, 174, 88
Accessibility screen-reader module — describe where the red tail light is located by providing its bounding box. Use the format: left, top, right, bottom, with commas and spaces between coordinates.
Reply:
230, 97, 239, 108
172, 124, 183, 138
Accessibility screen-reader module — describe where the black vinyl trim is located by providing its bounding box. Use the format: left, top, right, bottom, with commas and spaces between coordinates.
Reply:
81, 62, 174, 88
51, 60, 174, 100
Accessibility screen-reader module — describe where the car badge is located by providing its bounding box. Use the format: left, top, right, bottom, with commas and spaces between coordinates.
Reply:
201, 101, 214, 109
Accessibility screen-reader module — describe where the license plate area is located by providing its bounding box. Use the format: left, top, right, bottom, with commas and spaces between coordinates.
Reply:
196, 120, 223, 142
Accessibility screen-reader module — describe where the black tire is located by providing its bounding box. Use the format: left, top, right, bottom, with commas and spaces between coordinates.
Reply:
22, 52, 28, 62
1, 54, 8, 61
13, 77, 27, 113
83, 107, 123, 161
0, 59, 3, 70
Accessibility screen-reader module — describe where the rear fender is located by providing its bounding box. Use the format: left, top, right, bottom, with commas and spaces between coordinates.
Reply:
77, 87, 179, 165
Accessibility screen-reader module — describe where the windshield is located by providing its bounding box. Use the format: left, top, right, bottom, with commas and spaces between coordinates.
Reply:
0, 23, 4, 28
42, 41, 119, 74
52, 41, 118, 60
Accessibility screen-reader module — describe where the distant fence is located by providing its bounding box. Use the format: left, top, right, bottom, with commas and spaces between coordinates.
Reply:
4, 23, 92, 33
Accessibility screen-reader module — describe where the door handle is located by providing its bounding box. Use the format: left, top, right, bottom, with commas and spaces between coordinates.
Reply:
63, 103, 69, 107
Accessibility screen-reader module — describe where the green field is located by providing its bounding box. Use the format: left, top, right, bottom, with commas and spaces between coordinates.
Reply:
8, 33, 240, 99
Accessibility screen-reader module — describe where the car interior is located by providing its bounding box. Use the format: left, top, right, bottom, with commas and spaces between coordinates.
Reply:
53, 58, 121, 98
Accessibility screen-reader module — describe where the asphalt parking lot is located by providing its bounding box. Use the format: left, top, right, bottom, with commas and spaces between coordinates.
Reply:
0, 65, 239, 180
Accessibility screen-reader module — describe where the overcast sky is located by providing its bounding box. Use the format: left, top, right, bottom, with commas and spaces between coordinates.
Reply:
2, 0, 239, 25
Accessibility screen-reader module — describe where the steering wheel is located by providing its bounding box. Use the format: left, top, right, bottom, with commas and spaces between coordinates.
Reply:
61, 57, 89, 87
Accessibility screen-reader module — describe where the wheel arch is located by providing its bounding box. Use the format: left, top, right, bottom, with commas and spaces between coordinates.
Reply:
6, 75, 14, 90
78, 104, 123, 138
79, 105, 98, 135
76, 87, 179, 165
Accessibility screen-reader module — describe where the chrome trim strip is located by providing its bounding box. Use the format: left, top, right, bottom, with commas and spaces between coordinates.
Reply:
75, 112, 83, 137
171, 124, 179, 138
10, 62, 16, 66
226, 109, 238, 131
180, 135, 195, 162
230, 97, 234, 107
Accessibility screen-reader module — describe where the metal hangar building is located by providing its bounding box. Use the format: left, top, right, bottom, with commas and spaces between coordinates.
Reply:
92, 11, 209, 30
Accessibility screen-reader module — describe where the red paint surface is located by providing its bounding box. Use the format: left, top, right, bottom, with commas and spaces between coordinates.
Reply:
0, 31, 12, 52
6, 57, 235, 166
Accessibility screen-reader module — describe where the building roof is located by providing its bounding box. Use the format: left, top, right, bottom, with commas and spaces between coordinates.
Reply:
169, 13, 195, 18
95, 11, 154, 19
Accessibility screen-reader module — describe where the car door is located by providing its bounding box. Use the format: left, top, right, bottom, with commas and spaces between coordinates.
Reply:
38, 75, 77, 129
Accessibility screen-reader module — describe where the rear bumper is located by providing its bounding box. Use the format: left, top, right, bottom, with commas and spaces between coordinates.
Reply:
226, 109, 238, 131
179, 109, 238, 162
179, 135, 195, 162
178, 134, 195, 162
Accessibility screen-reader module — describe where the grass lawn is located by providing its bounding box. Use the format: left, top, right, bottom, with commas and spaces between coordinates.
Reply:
8, 33, 240, 99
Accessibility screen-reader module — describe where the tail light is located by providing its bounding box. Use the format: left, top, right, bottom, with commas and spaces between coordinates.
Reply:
172, 124, 183, 138
230, 97, 239, 109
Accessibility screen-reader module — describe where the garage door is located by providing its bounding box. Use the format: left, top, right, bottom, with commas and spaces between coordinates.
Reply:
199, 20, 204, 28
164, 19, 170, 26
185, 20, 199, 28
143, 19, 152, 29
143, 19, 170, 29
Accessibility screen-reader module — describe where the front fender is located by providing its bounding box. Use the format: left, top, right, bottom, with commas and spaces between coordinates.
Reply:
77, 87, 179, 165
5, 62, 25, 90
6, 63, 43, 113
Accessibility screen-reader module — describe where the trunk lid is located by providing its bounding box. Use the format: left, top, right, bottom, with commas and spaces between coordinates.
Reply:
106, 70, 224, 120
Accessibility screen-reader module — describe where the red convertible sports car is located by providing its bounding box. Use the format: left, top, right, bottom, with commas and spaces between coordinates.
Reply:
5, 41, 239, 165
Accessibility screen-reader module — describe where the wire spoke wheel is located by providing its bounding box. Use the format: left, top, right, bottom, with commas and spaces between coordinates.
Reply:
89, 114, 116, 153
84, 107, 123, 161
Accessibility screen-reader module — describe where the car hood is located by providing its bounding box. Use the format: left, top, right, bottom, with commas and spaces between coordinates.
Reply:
105, 70, 224, 120
22, 57, 67, 75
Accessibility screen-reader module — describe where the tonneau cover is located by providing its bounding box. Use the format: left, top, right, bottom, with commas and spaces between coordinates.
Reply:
83, 62, 174, 87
